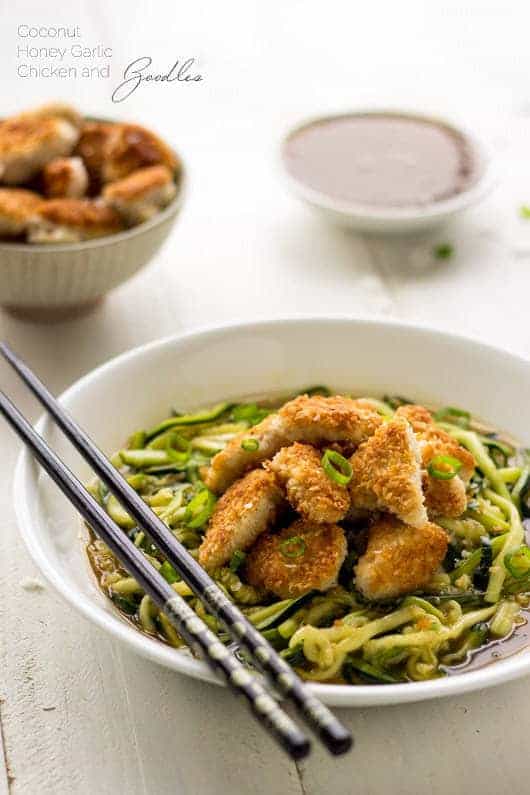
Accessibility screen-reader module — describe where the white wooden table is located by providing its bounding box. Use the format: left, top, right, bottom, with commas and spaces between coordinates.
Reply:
2, 1, 530, 792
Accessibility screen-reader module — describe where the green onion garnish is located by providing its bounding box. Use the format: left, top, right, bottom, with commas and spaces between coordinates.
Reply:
229, 549, 247, 572
433, 243, 454, 260
434, 406, 471, 428
428, 454, 463, 480
321, 449, 352, 486
279, 536, 306, 559
241, 438, 259, 452
184, 488, 216, 528
504, 545, 530, 579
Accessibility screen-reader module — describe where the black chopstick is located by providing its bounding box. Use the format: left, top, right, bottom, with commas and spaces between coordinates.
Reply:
0, 389, 311, 760
1, 343, 352, 756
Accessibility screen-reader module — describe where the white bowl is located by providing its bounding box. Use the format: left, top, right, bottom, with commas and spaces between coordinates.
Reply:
13, 318, 530, 707
280, 110, 497, 234
0, 167, 186, 322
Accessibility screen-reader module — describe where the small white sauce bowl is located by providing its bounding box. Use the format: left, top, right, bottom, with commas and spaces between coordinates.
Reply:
13, 317, 530, 708
280, 110, 497, 234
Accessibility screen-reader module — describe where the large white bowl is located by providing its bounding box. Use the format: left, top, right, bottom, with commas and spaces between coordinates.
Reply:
13, 318, 530, 707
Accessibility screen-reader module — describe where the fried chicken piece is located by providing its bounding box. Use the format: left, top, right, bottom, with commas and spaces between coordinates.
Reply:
204, 395, 382, 494
0, 115, 79, 184
0, 188, 43, 237
349, 417, 427, 528
42, 157, 89, 199
102, 165, 176, 225
279, 394, 382, 446
245, 519, 347, 599
73, 121, 118, 188
101, 123, 178, 183
28, 198, 124, 244
418, 425, 475, 483
395, 403, 472, 515
204, 414, 291, 495
355, 516, 448, 600
267, 442, 350, 523
198, 469, 283, 571
18, 102, 83, 130
395, 404, 434, 433
422, 471, 467, 519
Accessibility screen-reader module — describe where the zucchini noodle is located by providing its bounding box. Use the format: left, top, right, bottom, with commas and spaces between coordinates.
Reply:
85, 390, 530, 685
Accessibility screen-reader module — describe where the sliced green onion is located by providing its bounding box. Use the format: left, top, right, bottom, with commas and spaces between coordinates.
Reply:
428, 454, 462, 480
504, 546, 530, 579
321, 449, 352, 486
229, 549, 247, 573
184, 489, 216, 528
433, 243, 454, 260
241, 438, 259, 452
279, 535, 306, 559
434, 406, 470, 428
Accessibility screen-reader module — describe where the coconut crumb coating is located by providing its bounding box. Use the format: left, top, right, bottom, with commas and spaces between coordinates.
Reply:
267, 442, 350, 523
355, 516, 448, 600
349, 417, 427, 528
198, 469, 283, 571
245, 519, 347, 598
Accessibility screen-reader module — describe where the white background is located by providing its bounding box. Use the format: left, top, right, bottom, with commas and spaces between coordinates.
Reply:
1, 1, 530, 793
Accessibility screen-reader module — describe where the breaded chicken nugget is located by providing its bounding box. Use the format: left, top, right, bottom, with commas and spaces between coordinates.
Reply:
394, 403, 472, 515
198, 469, 283, 571
205, 395, 382, 494
422, 471, 467, 518
267, 442, 350, 523
418, 426, 475, 483
18, 102, 83, 130
74, 121, 118, 187
101, 123, 178, 183
102, 165, 176, 225
28, 198, 124, 244
204, 414, 290, 494
279, 395, 382, 446
395, 404, 433, 432
42, 157, 89, 199
245, 519, 347, 599
355, 516, 448, 600
0, 115, 79, 184
349, 417, 427, 528
0, 188, 43, 237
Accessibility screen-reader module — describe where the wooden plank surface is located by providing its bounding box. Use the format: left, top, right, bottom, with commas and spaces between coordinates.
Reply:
2, 1, 530, 792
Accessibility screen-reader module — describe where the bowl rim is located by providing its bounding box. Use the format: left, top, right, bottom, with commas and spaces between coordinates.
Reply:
13, 316, 530, 707
0, 114, 187, 255
279, 108, 498, 223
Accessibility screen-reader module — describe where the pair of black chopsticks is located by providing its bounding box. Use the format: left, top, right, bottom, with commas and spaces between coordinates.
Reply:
0, 343, 352, 760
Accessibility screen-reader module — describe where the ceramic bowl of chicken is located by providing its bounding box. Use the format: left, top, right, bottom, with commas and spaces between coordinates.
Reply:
0, 103, 185, 322
13, 318, 530, 707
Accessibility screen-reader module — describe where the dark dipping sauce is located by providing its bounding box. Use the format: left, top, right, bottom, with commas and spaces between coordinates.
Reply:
283, 113, 480, 209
